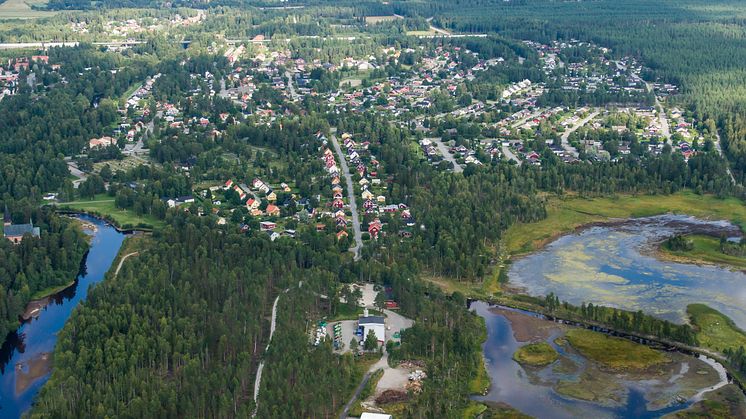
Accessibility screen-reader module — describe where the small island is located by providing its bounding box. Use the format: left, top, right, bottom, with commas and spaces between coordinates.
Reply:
513, 342, 559, 367
659, 234, 746, 271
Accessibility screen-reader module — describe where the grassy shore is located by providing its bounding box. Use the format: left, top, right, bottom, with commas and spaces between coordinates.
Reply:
658, 235, 746, 270
687, 304, 746, 354
512, 342, 559, 367
565, 329, 668, 371
57, 194, 164, 230
30, 280, 76, 300
504, 191, 746, 255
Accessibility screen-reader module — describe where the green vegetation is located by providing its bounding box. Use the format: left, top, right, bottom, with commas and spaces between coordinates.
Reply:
565, 329, 669, 371
687, 304, 746, 354
58, 194, 164, 230
0, 0, 56, 19
0, 208, 88, 345
512, 342, 559, 367
505, 191, 746, 255
348, 369, 384, 417
660, 235, 746, 270
29, 280, 75, 301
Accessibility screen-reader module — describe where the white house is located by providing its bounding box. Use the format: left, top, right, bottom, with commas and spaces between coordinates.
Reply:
359, 316, 385, 343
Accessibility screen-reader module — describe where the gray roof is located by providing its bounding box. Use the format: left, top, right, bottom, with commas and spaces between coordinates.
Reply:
359, 316, 385, 325
3, 224, 40, 238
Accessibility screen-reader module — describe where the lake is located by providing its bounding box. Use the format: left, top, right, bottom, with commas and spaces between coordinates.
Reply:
509, 215, 746, 329
0, 216, 126, 417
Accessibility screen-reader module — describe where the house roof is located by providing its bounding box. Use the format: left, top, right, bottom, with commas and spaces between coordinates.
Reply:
359, 316, 384, 325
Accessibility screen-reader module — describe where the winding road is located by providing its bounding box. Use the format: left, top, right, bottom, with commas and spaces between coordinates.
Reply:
330, 134, 363, 261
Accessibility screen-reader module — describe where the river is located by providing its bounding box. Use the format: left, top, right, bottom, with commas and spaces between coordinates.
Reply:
509, 215, 746, 329
471, 301, 733, 418
0, 215, 126, 417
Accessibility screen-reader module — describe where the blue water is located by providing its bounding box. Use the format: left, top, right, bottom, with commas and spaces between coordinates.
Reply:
0, 216, 126, 417
471, 301, 697, 419
509, 215, 746, 329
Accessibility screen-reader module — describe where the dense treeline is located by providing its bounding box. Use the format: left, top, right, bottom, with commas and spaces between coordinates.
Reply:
0, 209, 88, 346
32, 213, 353, 417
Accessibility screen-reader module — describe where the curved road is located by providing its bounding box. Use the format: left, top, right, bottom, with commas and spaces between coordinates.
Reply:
330, 134, 363, 261
113, 252, 139, 277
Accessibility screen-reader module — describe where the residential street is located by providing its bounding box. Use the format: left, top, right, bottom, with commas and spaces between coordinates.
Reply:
330, 134, 363, 260
430, 137, 463, 173
561, 110, 600, 158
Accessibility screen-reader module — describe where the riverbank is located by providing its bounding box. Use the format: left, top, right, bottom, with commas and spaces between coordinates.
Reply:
503, 191, 746, 256
54, 195, 163, 231
656, 235, 746, 271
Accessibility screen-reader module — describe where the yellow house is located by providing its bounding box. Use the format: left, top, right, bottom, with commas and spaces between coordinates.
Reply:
376, 195, 386, 203
362, 190, 374, 200
267, 191, 277, 201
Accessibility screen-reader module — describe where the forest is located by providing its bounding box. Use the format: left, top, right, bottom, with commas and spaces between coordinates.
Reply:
0, 208, 88, 348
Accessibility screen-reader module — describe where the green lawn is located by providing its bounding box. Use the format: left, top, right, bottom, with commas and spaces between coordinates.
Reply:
57, 194, 164, 230
687, 304, 746, 354
504, 191, 746, 255
659, 235, 746, 270
565, 329, 669, 371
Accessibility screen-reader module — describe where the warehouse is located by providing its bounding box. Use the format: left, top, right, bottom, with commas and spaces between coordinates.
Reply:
358, 315, 385, 343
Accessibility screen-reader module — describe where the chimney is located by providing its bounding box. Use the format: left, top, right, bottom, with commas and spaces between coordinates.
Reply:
363, 308, 369, 317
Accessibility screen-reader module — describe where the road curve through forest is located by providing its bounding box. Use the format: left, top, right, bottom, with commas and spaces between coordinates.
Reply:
113, 252, 139, 277
252, 287, 290, 417
330, 134, 363, 261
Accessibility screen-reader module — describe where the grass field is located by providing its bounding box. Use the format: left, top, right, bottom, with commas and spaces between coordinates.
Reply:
364, 15, 400, 24
512, 342, 559, 367
565, 329, 669, 371
504, 191, 746, 255
687, 304, 746, 354
58, 194, 165, 230
0, 0, 56, 19
659, 235, 746, 270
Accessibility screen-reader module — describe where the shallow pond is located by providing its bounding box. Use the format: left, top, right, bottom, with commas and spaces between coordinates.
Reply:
509, 215, 746, 329
0, 216, 126, 417
471, 301, 729, 419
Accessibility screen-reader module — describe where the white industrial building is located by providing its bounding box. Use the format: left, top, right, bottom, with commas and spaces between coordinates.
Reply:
360, 413, 392, 419
358, 315, 385, 343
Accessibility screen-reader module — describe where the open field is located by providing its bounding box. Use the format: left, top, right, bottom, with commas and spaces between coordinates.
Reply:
0, 0, 56, 19
565, 329, 669, 371
364, 15, 400, 24
512, 342, 558, 367
57, 194, 165, 229
504, 191, 746, 255
687, 304, 746, 354
658, 235, 746, 270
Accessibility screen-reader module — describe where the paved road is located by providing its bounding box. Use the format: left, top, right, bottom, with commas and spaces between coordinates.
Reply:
501, 145, 522, 166
285, 71, 300, 101
561, 111, 600, 158
339, 353, 389, 419
330, 134, 363, 261
429, 137, 463, 173
646, 82, 671, 143
65, 159, 87, 189
510, 108, 545, 129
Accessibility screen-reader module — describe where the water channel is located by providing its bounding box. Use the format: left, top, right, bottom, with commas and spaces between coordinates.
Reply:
0, 216, 126, 417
